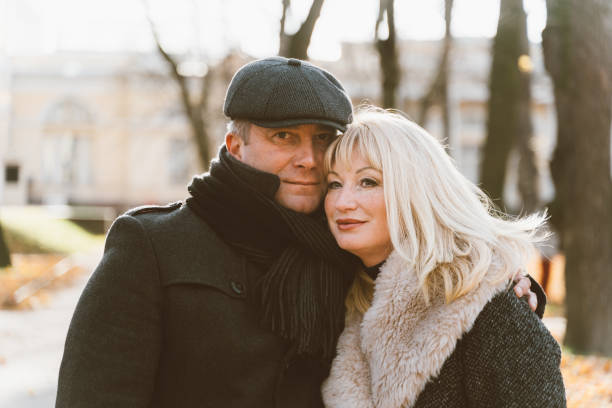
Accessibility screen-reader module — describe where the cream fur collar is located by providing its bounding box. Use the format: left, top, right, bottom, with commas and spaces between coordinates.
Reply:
322, 251, 509, 408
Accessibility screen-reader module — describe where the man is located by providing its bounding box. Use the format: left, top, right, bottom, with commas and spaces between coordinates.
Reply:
56, 57, 542, 407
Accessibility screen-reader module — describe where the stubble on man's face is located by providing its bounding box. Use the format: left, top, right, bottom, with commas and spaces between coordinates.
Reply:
228, 123, 337, 214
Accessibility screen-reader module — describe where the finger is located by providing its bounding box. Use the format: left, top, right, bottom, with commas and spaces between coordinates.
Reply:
513, 276, 531, 298
528, 292, 538, 312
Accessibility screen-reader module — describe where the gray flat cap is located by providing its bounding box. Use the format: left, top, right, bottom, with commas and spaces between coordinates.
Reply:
223, 57, 353, 132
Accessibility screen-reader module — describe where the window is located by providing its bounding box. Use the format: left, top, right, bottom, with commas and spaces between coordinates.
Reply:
42, 133, 91, 186
5, 165, 19, 183
42, 98, 93, 187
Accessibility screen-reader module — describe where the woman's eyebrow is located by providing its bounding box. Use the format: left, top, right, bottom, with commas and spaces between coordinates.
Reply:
356, 166, 380, 173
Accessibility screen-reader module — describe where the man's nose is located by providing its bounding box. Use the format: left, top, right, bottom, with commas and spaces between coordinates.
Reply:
294, 140, 318, 170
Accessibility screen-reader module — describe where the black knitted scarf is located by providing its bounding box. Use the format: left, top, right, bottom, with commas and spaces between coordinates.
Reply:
186, 146, 358, 361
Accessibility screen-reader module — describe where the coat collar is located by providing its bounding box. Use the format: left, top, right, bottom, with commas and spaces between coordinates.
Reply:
322, 251, 509, 408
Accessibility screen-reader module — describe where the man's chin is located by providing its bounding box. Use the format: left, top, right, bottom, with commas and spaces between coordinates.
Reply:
275, 195, 322, 214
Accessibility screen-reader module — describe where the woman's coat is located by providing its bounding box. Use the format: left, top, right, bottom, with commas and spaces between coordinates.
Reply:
322, 251, 566, 408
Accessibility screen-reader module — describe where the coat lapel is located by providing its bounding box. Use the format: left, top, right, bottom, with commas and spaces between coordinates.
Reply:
323, 251, 509, 408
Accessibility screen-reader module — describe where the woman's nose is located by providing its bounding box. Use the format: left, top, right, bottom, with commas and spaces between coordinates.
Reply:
334, 186, 358, 211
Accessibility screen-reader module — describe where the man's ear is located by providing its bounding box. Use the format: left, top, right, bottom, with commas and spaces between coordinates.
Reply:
225, 133, 243, 160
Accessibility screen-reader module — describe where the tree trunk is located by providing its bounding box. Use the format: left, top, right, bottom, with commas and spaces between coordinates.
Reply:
418, 0, 453, 148
542, 0, 612, 356
279, 0, 326, 60
515, 12, 539, 213
0, 222, 10, 268
480, 0, 537, 209
375, 0, 400, 109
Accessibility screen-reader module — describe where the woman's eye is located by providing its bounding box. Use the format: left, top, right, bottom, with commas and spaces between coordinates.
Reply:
327, 181, 342, 189
360, 178, 379, 187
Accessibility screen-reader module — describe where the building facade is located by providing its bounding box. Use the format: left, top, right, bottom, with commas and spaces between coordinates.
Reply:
0, 52, 211, 209
0, 39, 558, 211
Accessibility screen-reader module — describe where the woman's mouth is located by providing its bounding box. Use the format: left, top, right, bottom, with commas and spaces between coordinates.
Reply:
336, 218, 366, 231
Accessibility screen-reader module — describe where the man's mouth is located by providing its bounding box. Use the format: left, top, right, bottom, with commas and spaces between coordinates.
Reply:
336, 218, 366, 231
283, 180, 320, 186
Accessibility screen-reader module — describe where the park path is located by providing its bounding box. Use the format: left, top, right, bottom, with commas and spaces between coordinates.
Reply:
0, 250, 101, 408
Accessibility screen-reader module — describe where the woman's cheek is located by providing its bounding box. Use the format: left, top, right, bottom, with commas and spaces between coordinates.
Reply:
324, 192, 336, 227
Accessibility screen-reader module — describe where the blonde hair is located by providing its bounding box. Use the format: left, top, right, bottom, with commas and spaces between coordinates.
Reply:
325, 106, 546, 316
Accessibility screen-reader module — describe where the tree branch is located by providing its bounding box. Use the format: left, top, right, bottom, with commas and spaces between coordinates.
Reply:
418, 0, 453, 127
279, 0, 326, 59
375, 0, 400, 108
144, 7, 195, 123
280, 0, 290, 37
143, 0, 212, 169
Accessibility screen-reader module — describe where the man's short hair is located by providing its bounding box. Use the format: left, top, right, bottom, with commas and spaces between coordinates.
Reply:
226, 119, 252, 143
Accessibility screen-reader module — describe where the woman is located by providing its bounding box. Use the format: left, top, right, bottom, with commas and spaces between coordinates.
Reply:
321, 107, 565, 407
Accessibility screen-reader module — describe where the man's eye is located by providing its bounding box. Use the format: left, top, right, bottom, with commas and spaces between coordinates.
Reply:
275, 132, 290, 140
317, 133, 335, 142
327, 181, 342, 189
360, 178, 379, 187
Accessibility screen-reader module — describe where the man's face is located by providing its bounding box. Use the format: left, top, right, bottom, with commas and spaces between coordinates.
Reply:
226, 123, 337, 214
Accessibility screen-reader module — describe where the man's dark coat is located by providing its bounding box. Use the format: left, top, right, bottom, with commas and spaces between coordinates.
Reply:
56, 203, 327, 408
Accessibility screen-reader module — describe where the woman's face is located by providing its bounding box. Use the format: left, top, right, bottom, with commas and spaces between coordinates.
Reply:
325, 152, 392, 266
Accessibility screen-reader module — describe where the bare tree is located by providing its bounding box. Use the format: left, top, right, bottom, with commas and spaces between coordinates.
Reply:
418, 0, 453, 147
375, 0, 400, 109
279, 0, 326, 60
144, 4, 213, 170
0, 223, 10, 268
479, 0, 538, 211
542, 0, 612, 356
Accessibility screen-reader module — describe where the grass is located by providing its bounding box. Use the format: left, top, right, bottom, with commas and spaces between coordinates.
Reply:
0, 206, 105, 255
0, 206, 106, 308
